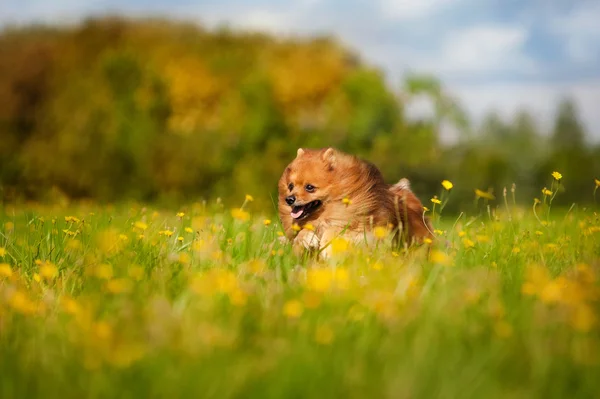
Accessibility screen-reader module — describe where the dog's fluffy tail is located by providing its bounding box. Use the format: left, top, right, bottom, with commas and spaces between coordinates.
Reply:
389, 177, 434, 245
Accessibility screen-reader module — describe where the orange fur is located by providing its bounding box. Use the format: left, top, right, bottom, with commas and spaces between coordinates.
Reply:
278, 147, 433, 257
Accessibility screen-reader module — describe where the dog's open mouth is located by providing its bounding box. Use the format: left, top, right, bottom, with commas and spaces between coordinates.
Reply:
290, 200, 322, 220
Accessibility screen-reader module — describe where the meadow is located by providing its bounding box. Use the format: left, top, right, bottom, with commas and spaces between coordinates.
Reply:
1, 176, 600, 399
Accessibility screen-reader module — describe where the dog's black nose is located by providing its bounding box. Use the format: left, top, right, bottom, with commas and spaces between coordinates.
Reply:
285, 195, 296, 205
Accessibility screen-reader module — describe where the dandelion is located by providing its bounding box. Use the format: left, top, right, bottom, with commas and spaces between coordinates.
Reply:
176, 212, 185, 218
106, 278, 133, 294
231, 208, 250, 222
595, 178, 600, 188
441, 180, 453, 191
542, 188, 553, 196
134, 221, 148, 231
185, 227, 193, 233
307, 268, 332, 292
430, 196, 442, 205
512, 247, 521, 255
552, 171, 562, 181
423, 206, 429, 212
0, 247, 5, 257
373, 226, 388, 239
304, 223, 315, 231
458, 231, 466, 237
330, 237, 350, 254
277, 231, 284, 237
475, 189, 495, 200
283, 300, 304, 319
434, 229, 445, 236
535, 231, 543, 236
39, 262, 58, 279
342, 197, 352, 206
33, 273, 41, 282
245, 194, 254, 202
65, 216, 80, 223
177, 236, 184, 242
263, 219, 272, 226
429, 250, 451, 266
534, 198, 541, 205
463, 238, 475, 249
159, 230, 174, 237
0, 263, 12, 278
423, 237, 433, 245
292, 224, 301, 232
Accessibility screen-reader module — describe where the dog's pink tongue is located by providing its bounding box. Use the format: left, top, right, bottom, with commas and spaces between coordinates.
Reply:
291, 208, 304, 219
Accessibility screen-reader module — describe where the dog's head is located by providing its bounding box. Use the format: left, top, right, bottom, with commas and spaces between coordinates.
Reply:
278, 148, 339, 221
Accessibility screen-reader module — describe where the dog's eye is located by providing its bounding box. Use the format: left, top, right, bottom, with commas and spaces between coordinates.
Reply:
305, 184, 315, 193
288, 183, 294, 191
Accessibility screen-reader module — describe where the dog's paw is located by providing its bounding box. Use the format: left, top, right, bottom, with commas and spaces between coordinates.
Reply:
293, 229, 320, 255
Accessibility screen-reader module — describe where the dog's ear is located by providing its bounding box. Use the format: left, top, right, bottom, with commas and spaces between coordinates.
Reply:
296, 148, 305, 158
322, 148, 336, 168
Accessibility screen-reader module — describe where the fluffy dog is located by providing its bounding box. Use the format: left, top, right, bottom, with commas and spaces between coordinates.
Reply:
278, 147, 433, 257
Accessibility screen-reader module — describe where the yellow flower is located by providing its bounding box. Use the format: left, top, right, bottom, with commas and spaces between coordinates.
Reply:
475, 189, 495, 200
430, 196, 442, 205
263, 219, 272, 226
423, 206, 429, 212
160, 230, 174, 237
535, 231, 543, 236
0, 247, 5, 257
292, 224, 301, 232
0, 263, 12, 278
231, 208, 250, 222
64, 216, 80, 223
342, 197, 352, 205
463, 238, 475, 249
441, 180, 453, 191
245, 194, 254, 202
283, 300, 304, 319
458, 231, 466, 238
330, 237, 350, 254
542, 188, 552, 196
551, 171, 562, 181
434, 229, 445, 236
177, 236, 184, 242
277, 231, 284, 236
423, 237, 433, 245
39, 262, 58, 279
429, 250, 451, 266
595, 178, 600, 188
512, 247, 521, 254
307, 268, 332, 292
176, 212, 185, 218
373, 226, 388, 239
534, 198, 541, 205
185, 227, 193, 233
134, 221, 148, 231
33, 273, 41, 282
106, 278, 133, 294
304, 223, 315, 231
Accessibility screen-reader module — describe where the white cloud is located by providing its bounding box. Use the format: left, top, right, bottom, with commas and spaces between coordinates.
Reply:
548, 3, 600, 64
438, 25, 535, 74
379, 0, 459, 20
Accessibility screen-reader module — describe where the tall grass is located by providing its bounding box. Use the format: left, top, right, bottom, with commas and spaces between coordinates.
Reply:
0, 183, 599, 398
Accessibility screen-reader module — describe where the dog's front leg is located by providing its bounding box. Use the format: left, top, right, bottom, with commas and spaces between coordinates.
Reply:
293, 229, 320, 256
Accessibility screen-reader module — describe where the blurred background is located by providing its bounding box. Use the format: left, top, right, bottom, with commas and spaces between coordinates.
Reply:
1, 1, 599, 212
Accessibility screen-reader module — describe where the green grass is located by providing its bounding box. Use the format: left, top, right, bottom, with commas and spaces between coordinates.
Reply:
0, 199, 599, 399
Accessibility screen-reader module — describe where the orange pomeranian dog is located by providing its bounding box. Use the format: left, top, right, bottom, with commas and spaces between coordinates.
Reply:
278, 147, 433, 258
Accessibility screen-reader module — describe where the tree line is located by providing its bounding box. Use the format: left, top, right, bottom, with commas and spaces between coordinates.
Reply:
0, 16, 598, 211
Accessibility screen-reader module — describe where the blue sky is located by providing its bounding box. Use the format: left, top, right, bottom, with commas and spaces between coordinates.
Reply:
2, 0, 600, 141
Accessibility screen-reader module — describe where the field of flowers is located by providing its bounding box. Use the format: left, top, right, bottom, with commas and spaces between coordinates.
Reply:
1, 176, 600, 398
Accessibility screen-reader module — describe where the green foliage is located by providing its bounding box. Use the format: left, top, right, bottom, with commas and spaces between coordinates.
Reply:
0, 17, 598, 209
